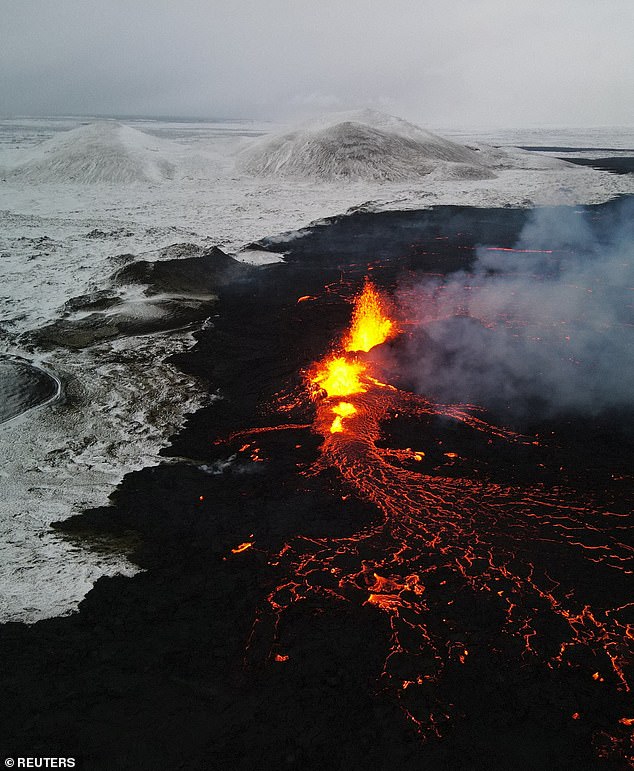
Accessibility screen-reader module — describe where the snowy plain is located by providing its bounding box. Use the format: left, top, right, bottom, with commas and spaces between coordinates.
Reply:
0, 114, 632, 622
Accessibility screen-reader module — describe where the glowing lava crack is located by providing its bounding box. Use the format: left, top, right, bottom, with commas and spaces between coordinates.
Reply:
239, 278, 633, 760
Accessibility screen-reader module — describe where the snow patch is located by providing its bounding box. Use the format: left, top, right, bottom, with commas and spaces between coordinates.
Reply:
235, 248, 285, 265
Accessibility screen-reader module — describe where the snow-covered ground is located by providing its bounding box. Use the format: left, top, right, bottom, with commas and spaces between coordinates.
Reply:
0, 114, 632, 622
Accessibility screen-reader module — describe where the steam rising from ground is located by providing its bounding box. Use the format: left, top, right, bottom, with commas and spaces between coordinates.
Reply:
391, 198, 634, 419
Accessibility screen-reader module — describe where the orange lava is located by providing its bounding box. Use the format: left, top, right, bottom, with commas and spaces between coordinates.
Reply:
329, 401, 357, 434
239, 276, 633, 760
231, 542, 253, 554
310, 280, 397, 433
344, 278, 397, 353
311, 356, 367, 398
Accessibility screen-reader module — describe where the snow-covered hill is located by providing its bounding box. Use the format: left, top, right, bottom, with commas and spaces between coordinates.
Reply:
237, 109, 496, 181
4, 121, 177, 183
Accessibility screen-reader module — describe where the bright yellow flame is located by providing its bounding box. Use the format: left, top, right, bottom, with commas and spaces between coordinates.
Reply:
344, 279, 396, 353
330, 401, 357, 433
312, 356, 367, 398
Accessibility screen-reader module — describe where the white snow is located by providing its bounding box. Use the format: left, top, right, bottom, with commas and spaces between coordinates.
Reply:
237, 109, 496, 181
235, 248, 285, 265
2, 121, 178, 184
0, 114, 632, 623
0, 331, 211, 622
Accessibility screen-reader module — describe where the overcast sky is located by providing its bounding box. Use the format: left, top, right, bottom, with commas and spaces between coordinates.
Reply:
1, 0, 633, 127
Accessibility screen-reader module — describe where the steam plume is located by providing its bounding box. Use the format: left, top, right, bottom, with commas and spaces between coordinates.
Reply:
388, 198, 634, 421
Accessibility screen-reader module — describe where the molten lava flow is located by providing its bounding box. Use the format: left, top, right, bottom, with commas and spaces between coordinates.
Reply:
329, 401, 357, 433
231, 541, 253, 554
311, 355, 367, 398
239, 276, 633, 762
344, 278, 397, 353
309, 280, 398, 434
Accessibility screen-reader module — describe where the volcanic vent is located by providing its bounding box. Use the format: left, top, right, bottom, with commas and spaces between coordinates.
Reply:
230, 277, 634, 759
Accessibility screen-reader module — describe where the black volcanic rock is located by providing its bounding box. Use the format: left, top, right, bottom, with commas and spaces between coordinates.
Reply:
561, 156, 634, 175
114, 245, 253, 295
30, 246, 250, 349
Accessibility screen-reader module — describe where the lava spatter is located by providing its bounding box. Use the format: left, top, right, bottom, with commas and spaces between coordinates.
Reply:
344, 277, 397, 353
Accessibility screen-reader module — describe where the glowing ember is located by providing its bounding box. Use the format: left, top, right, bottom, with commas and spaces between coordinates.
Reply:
344, 278, 396, 353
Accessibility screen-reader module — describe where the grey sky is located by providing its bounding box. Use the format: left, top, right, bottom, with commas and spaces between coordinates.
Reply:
1, 0, 633, 126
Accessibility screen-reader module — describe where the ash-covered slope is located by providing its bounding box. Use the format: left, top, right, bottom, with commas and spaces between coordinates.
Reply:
237, 109, 495, 182
5, 121, 177, 183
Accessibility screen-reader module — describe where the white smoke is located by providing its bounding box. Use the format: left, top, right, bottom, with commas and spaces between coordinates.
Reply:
387, 198, 634, 420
